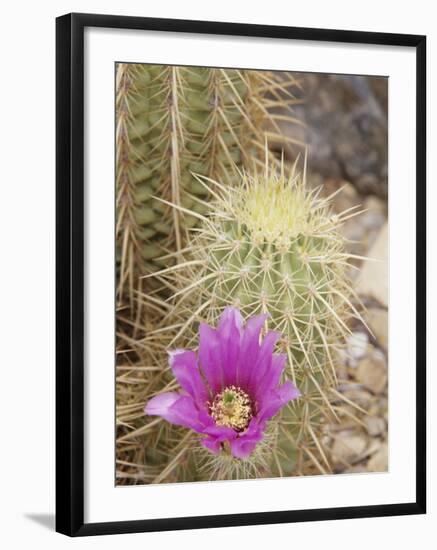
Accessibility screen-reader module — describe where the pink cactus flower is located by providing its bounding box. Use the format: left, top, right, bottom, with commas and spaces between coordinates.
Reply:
145, 307, 300, 459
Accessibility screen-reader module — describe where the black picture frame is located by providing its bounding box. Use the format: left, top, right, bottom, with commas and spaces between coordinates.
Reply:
56, 12, 426, 537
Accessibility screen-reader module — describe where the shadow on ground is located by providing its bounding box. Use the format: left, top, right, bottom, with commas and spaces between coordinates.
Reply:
25, 513, 55, 531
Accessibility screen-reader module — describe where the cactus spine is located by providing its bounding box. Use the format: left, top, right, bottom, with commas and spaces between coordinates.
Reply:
115, 64, 301, 307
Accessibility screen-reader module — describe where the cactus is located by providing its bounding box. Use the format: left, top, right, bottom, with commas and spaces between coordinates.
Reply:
115, 63, 302, 308
115, 65, 369, 482
148, 159, 367, 478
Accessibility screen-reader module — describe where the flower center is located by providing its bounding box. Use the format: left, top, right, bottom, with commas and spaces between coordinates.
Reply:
210, 386, 253, 431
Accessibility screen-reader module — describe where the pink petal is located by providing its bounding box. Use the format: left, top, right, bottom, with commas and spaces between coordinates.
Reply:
230, 419, 264, 459
201, 437, 221, 454
237, 313, 268, 388
145, 393, 206, 432
254, 353, 287, 400
144, 392, 180, 417
200, 424, 237, 455
217, 307, 243, 387
198, 323, 223, 393
199, 308, 244, 393
168, 349, 209, 406
246, 330, 281, 393
258, 381, 301, 422
203, 424, 236, 440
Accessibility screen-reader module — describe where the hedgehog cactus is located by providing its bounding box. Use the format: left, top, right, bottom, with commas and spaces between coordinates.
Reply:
116, 63, 301, 306
153, 160, 366, 477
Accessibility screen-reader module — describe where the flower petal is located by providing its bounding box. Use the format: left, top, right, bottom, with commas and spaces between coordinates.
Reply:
230, 419, 264, 459
247, 330, 281, 393
237, 313, 268, 388
254, 353, 287, 400
201, 437, 221, 454
198, 323, 223, 393
258, 381, 301, 422
144, 392, 180, 417
168, 349, 209, 407
203, 424, 236, 440
145, 392, 206, 431
218, 306, 244, 334
200, 424, 237, 455
217, 307, 243, 386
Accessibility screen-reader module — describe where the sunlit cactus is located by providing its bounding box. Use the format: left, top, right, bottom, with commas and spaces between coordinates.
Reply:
115, 63, 302, 307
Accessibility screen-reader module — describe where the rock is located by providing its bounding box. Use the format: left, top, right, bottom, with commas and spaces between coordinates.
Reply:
360, 197, 386, 250
356, 223, 388, 307
356, 350, 387, 394
343, 218, 366, 243
336, 364, 349, 383
284, 74, 388, 198
333, 181, 361, 214
366, 439, 384, 456
366, 307, 388, 350
367, 443, 388, 472
340, 388, 373, 408
332, 433, 367, 464
364, 416, 386, 437
346, 332, 369, 366
362, 196, 386, 230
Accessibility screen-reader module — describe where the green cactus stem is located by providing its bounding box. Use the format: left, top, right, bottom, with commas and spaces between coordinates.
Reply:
151, 159, 367, 476
115, 64, 302, 309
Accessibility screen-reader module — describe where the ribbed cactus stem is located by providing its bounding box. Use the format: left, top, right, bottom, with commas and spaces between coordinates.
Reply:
115, 64, 302, 305
116, 64, 143, 308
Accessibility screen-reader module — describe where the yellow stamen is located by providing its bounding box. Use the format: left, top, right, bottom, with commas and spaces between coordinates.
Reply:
210, 386, 252, 431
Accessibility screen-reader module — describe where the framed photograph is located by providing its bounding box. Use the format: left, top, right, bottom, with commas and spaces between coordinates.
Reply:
56, 12, 426, 536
